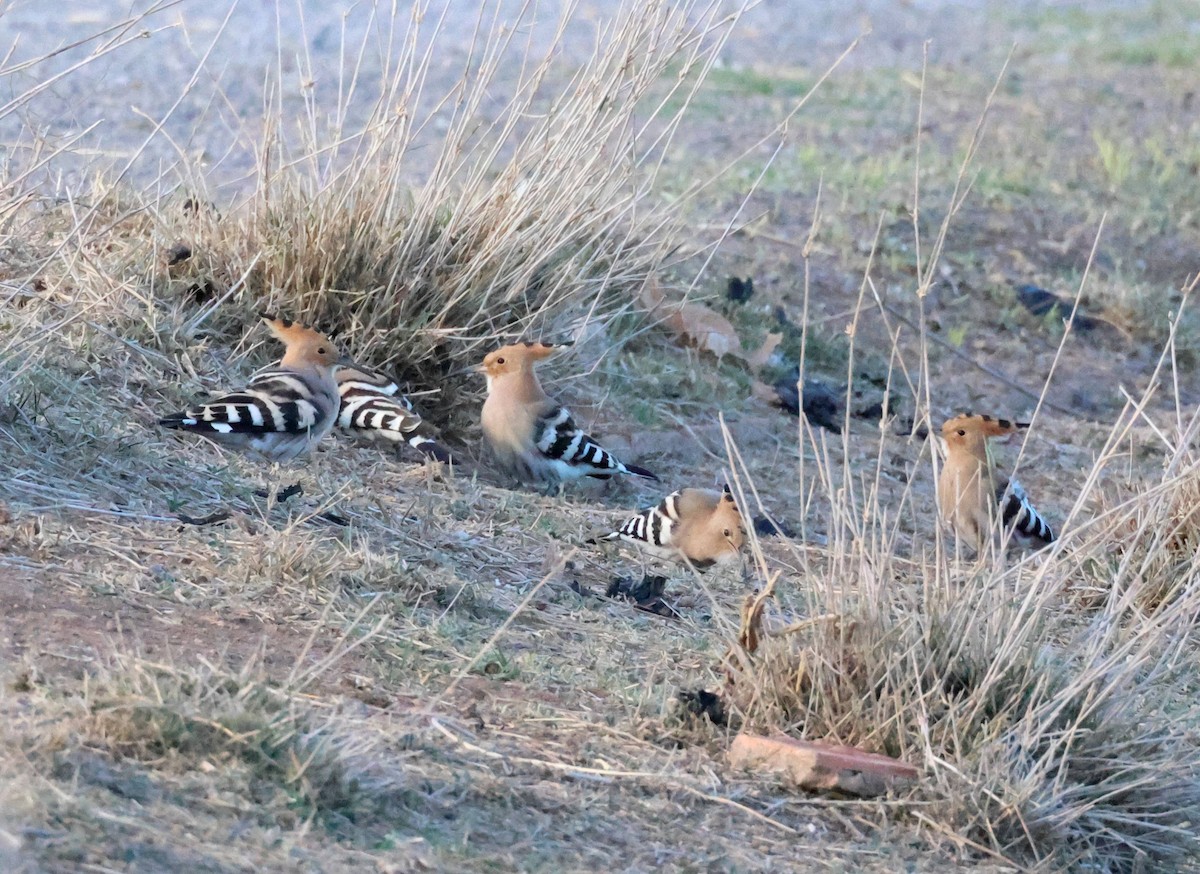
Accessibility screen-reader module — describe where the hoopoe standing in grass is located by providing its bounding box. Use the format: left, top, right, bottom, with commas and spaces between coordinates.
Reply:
478, 341, 657, 487
159, 313, 350, 462
595, 486, 746, 569
335, 365, 453, 464
937, 413, 1055, 553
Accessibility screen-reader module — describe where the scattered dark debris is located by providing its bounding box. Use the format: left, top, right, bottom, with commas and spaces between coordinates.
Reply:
605, 574, 679, 618
726, 276, 754, 303
1014, 284, 1111, 333
176, 510, 233, 528
854, 400, 884, 422
176, 485, 345, 529
182, 196, 220, 220
186, 279, 217, 303
772, 371, 843, 434
1015, 284, 1060, 317
253, 483, 304, 502
165, 242, 192, 266
858, 370, 889, 390
606, 574, 666, 602
752, 514, 795, 539
676, 688, 727, 726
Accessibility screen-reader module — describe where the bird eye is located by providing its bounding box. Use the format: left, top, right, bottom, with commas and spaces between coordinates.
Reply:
318, 347, 327, 354
496, 357, 505, 365
957, 429, 966, 437
723, 528, 732, 537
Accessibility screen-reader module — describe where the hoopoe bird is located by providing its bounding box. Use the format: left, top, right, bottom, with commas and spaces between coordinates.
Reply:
479, 341, 657, 486
159, 313, 350, 462
335, 365, 453, 464
595, 486, 746, 569
937, 413, 1055, 553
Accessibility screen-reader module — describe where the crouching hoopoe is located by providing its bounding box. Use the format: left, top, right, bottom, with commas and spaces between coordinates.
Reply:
479, 341, 657, 487
159, 313, 349, 462
335, 365, 453, 464
595, 486, 746, 569
937, 413, 1055, 553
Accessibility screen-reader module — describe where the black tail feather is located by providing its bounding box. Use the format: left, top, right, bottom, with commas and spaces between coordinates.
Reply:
623, 463, 658, 481
411, 437, 454, 465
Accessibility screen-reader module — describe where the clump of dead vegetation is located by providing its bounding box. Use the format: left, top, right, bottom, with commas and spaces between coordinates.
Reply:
0, 2, 757, 435
140, 2, 752, 427
83, 655, 410, 824
719, 308, 1200, 870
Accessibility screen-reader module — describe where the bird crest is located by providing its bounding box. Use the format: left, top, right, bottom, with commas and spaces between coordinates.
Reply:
941, 413, 1029, 454
258, 312, 344, 368
479, 340, 571, 377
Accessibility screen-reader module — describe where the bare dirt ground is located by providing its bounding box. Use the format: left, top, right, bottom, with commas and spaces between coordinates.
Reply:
2, 1, 1199, 871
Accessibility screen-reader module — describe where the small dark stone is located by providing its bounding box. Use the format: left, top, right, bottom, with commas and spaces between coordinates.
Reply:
605, 575, 678, 618
606, 574, 667, 603
1015, 284, 1061, 317
773, 371, 843, 434
677, 689, 727, 725
752, 514, 796, 538
166, 242, 192, 266
186, 280, 217, 303
1016, 283, 1107, 332
726, 276, 754, 303
854, 401, 884, 421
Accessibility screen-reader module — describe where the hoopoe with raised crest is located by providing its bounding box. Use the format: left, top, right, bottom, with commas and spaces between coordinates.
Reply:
336, 365, 453, 464
937, 413, 1055, 553
595, 486, 746, 569
479, 341, 657, 487
159, 313, 350, 462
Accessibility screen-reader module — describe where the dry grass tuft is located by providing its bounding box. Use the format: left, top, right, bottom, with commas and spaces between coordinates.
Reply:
717, 289, 1200, 870
1069, 457, 1200, 613
82, 655, 411, 825
135, 1, 745, 426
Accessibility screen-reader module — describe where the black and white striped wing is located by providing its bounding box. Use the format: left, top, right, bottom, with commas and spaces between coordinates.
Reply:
600, 491, 679, 558
337, 372, 451, 463
534, 406, 656, 481
617, 499, 674, 547
997, 478, 1055, 546
160, 369, 334, 436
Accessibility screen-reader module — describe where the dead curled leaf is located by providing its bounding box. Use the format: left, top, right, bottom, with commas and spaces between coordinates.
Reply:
642, 276, 745, 363
748, 332, 782, 370
737, 573, 779, 653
